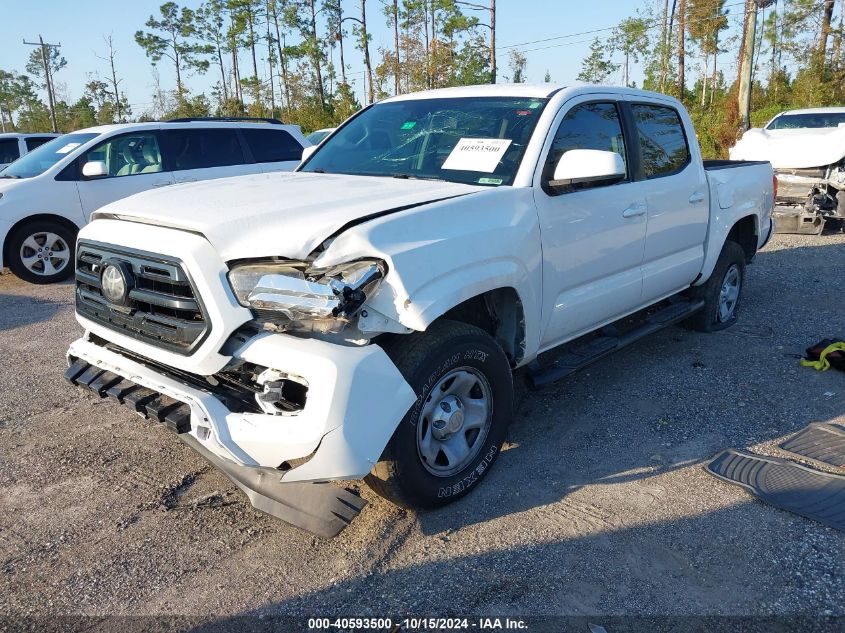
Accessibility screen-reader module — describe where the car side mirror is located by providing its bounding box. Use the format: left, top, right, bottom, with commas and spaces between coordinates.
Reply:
300, 146, 317, 163
550, 149, 626, 187
82, 160, 108, 178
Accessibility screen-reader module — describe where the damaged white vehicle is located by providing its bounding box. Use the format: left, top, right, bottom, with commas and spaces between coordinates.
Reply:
730, 107, 845, 232
67, 85, 774, 536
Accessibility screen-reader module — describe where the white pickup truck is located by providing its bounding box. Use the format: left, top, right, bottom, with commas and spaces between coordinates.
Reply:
66, 85, 774, 537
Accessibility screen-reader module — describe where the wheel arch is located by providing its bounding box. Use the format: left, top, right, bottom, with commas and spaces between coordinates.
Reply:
726, 214, 758, 263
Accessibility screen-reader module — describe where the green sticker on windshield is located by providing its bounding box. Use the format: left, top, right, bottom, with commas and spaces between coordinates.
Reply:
529, 101, 542, 109
401, 121, 417, 130
478, 177, 503, 185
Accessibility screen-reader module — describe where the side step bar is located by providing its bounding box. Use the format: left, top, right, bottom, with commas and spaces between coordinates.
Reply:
527, 298, 705, 388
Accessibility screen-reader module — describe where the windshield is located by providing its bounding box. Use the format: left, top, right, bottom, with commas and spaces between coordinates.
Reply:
301, 97, 549, 186
1, 133, 98, 178
766, 112, 845, 130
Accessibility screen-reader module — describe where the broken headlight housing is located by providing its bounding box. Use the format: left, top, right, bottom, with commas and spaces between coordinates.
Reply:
227, 259, 386, 333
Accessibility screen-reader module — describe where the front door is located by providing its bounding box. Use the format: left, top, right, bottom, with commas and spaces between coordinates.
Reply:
534, 97, 649, 350
75, 130, 173, 219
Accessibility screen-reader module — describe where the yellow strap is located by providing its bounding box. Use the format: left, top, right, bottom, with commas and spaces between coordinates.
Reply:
801, 342, 845, 371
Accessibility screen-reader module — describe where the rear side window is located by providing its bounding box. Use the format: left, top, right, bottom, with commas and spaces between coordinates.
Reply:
242, 128, 304, 162
25, 137, 54, 151
631, 104, 690, 178
0, 139, 20, 164
161, 128, 245, 171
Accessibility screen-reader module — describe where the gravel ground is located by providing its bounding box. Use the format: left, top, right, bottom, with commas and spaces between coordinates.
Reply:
1, 231, 844, 629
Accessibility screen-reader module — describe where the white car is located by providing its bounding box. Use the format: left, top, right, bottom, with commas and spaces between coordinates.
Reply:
306, 127, 335, 145
0, 133, 60, 170
0, 118, 309, 283
730, 107, 845, 218
66, 85, 774, 536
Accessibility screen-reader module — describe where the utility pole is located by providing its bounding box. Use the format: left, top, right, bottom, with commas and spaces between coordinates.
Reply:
490, 0, 496, 84
738, 0, 775, 131
23, 35, 61, 132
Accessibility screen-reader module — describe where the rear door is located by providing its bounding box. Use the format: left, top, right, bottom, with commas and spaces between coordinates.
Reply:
160, 126, 255, 184
240, 127, 305, 172
75, 128, 174, 219
533, 95, 650, 349
626, 100, 708, 303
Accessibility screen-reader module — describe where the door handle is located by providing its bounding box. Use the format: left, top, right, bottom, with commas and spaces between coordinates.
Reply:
151, 180, 171, 188
622, 203, 647, 218
689, 191, 706, 204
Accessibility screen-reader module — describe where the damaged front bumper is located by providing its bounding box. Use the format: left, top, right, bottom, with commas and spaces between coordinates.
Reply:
773, 164, 845, 233
66, 332, 415, 536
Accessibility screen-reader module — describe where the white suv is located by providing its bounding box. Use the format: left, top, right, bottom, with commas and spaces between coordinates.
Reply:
0, 133, 60, 170
0, 118, 309, 283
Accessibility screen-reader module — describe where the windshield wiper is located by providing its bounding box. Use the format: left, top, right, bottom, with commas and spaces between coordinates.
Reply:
391, 173, 445, 182
0, 174, 21, 179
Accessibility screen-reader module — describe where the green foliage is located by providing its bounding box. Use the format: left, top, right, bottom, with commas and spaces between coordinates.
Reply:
578, 37, 619, 84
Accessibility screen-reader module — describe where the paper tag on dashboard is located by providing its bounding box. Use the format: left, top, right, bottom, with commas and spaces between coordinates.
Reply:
56, 143, 81, 154
441, 138, 512, 173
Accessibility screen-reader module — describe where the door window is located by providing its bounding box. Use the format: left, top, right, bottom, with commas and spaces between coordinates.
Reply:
242, 128, 304, 162
161, 128, 245, 171
544, 102, 627, 192
630, 104, 690, 178
82, 132, 163, 178
25, 137, 54, 151
0, 139, 20, 164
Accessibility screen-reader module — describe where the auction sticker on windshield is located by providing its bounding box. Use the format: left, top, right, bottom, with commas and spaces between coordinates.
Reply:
56, 143, 82, 154
442, 138, 512, 173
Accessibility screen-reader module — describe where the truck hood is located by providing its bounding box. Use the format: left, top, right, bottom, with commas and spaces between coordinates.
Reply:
729, 126, 845, 169
94, 172, 483, 261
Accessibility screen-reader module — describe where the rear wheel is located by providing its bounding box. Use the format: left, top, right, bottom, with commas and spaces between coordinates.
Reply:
7, 220, 76, 284
365, 320, 513, 509
684, 240, 746, 332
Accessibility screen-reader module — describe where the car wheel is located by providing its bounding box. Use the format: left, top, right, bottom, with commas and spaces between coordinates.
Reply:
365, 320, 513, 509
7, 220, 76, 284
684, 240, 746, 332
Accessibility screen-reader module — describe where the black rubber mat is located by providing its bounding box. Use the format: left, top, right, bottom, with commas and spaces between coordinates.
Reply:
780, 423, 845, 469
706, 449, 845, 531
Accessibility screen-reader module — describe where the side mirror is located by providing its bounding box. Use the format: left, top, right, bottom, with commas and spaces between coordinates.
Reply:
300, 146, 317, 163
550, 149, 625, 187
82, 160, 108, 178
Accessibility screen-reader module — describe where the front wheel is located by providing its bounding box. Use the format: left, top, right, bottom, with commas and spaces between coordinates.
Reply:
7, 220, 76, 284
365, 320, 513, 509
684, 240, 746, 332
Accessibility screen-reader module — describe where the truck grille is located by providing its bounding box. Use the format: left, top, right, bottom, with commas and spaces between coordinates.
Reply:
75, 242, 209, 354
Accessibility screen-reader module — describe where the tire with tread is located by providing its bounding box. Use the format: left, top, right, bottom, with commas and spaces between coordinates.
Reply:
7, 220, 76, 284
684, 240, 746, 332
366, 320, 513, 510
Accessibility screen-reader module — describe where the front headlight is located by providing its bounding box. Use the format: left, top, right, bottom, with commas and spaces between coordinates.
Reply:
227, 258, 386, 332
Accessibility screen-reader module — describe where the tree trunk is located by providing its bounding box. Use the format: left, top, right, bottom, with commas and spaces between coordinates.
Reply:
676, 0, 685, 99
271, 3, 290, 111
247, 8, 260, 110
361, 0, 374, 104
701, 51, 708, 107
660, 0, 669, 91
107, 37, 123, 120
266, 2, 275, 113
490, 0, 496, 84
820, 0, 835, 61
337, 3, 347, 85
393, 0, 400, 94
308, 0, 326, 108
738, 0, 758, 131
